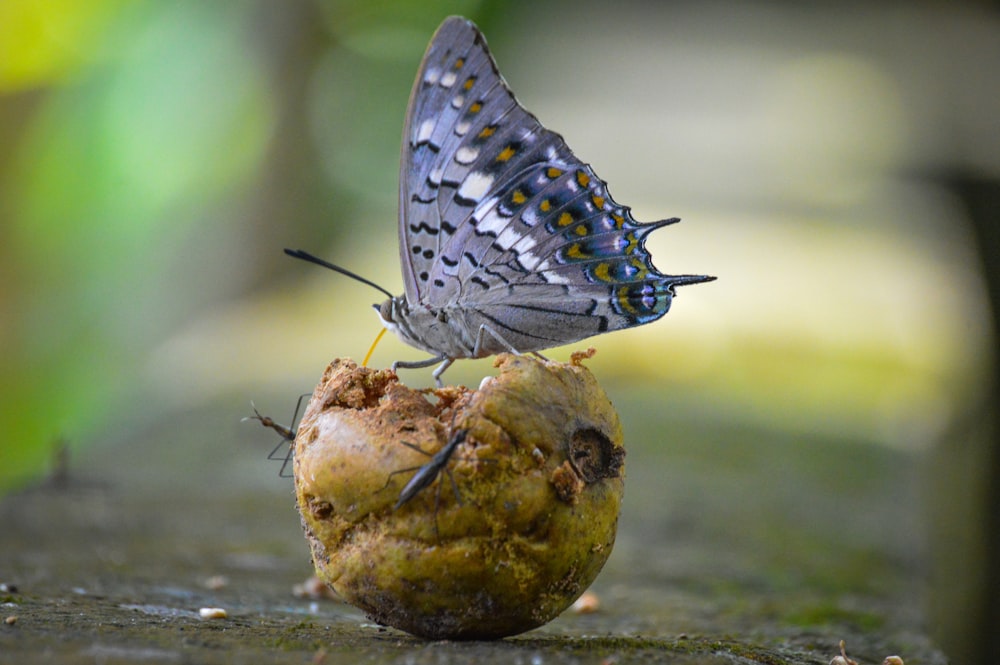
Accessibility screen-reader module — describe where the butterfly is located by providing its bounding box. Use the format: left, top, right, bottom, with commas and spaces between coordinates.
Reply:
288, 16, 714, 386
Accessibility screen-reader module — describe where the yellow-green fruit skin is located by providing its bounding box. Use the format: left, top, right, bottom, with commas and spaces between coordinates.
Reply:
293, 353, 624, 639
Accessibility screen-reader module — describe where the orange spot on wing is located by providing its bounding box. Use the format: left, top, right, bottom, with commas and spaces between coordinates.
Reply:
496, 145, 516, 162
616, 286, 638, 314
594, 262, 612, 282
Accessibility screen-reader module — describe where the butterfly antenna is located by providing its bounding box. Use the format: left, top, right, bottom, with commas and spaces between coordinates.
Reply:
284, 249, 394, 300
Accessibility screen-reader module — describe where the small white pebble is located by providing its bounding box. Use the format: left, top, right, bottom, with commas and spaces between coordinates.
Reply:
203, 575, 228, 590
571, 591, 600, 614
198, 607, 227, 619
883, 658, 904, 665
4, 615, 17, 625
293, 575, 338, 600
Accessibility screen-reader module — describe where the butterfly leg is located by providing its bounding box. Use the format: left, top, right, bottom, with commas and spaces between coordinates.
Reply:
473, 325, 548, 362
472, 324, 522, 357
393, 355, 446, 371
393, 354, 449, 385
392, 355, 454, 387
431, 358, 454, 387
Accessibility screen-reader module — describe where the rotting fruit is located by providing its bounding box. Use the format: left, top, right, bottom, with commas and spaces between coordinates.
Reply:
292, 349, 625, 640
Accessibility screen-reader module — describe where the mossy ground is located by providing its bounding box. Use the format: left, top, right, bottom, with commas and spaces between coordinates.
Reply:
0, 373, 946, 664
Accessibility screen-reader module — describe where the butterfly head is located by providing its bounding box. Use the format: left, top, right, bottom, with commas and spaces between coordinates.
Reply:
376, 297, 403, 331
375, 296, 422, 352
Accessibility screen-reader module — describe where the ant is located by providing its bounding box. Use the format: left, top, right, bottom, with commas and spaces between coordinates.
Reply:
244, 394, 308, 477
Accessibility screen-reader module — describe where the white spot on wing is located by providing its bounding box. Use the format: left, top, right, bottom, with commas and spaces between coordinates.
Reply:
518, 249, 541, 270
455, 146, 479, 165
539, 262, 570, 284
429, 167, 443, 186
477, 211, 506, 235
425, 68, 441, 84
415, 118, 434, 144
455, 120, 471, 136
457, 171, 493, 202
440, 71, 457, 88
513, 234, 538, 253
495, 226, 521, 250
451, 94, 465, 108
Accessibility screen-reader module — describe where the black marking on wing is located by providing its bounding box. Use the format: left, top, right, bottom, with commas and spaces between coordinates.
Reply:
415, 140, 441, 153
482, 267, 510, 284
410, 222, 439, 235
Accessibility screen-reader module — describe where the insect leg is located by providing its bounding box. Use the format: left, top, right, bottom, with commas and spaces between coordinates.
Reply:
393, 354, 451, 385
431, 358, 454, 387
393, 355, 447, 371
472, 323, 522, 357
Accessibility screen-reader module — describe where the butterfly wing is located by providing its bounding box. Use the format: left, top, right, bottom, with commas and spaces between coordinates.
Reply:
456, 161, 713, 354
399, 16, 576, 306
399, 17, 712, 354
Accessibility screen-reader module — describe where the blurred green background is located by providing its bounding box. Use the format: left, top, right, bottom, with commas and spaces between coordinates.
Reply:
0, 0, 997, 662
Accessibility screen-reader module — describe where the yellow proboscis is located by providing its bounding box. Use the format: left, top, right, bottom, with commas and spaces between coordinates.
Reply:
363, 327, 388, 367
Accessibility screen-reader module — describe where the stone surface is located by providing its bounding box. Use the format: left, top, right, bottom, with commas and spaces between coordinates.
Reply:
0, 368, 947, 663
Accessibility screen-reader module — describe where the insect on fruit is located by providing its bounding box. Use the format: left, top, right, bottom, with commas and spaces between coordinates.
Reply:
286, 16, 713, 386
